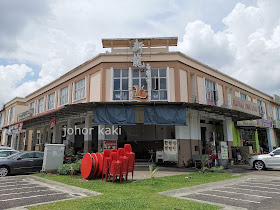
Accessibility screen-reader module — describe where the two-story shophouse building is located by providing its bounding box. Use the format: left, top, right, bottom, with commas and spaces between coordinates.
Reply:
1, 37, 279, 166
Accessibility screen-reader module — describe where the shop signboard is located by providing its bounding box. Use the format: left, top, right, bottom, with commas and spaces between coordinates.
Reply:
257, 119, 273, 128
50, 117, 56, 128
104, 141, 117, 149
237, 120, 258, 127
220, 142, 228, 159
273, 94, 280, 105
17, 109, 34, 122
7, 122, 23, 135
230, 95, 259, 116
164, 139, 177, 152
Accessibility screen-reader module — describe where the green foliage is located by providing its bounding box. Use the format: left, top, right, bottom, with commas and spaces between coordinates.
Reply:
200, 155, 209, 174
149, 164, 159, 179
58, 160, 82, 175
209, 166, 224, 173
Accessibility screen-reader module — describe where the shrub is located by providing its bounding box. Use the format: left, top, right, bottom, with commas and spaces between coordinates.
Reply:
209, 166, 224, 173
58, 161, 82, 175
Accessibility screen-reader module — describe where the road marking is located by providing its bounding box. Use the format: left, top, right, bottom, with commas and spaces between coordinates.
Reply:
248, 181, 280, 187
193, 192, 261, 204
0, 186, 45, 192
0, 189, 53, 196
222, 186, 280, 195
209, 189, 271, 198
0, 181, 27, 185
1, 183, 31, 187
0, 192, 67, 202
237, 184, 278, 191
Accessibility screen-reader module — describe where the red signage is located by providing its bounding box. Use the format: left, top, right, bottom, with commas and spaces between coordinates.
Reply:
50, 117, 56, 128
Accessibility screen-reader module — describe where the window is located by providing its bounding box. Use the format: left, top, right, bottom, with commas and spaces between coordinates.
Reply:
74, 78, 85, 101
59, 86, 69, 105
257, 99, 264, 116
273, 149, 280, 155
0, 113, 2, 128
47, 93, 55, 110
113, 69, 129, 100
267, 104, 272, 119
37, 98, 44, 114
29, 102, 35, 110
275, 107, 280, 120
132, 69, 147, 90
205, 79, 218, 106
240, 92, 247, 100
151, 68, 167, 100
9, 107, 14, 124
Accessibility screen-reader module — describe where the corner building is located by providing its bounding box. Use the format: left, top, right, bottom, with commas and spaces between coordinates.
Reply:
0, 37, 279, 167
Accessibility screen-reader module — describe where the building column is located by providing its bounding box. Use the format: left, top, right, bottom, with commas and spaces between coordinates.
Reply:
66, 118, 75, 146
84, 114, 93, 153
98, 125, 105, 152
175, 109, 200, 167
223, 119, 233, 159
32, 127, 37, 150
254, 130, 260, 153
52, 123, 62, 144
266, 128, 275, 152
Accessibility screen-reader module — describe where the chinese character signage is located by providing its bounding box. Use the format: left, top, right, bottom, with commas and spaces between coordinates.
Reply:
132, 39, 145, 67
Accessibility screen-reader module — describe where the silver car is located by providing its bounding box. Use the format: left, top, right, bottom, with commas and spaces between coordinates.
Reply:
0, 146, 13, 150
249, 147, 280, 170
0, 150, 19, 159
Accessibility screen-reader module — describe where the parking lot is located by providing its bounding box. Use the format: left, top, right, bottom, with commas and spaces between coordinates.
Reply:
161, 175, 280, 210
0, 176, 100, 209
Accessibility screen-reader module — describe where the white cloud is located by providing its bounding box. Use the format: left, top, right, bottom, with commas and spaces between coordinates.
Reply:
178, 0, 280, 95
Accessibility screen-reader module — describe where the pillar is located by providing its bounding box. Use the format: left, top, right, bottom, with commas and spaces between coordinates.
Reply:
266, 128, 275, 152
32, 127, 37, 150
223, 118, 233, 159
254, 130, 260, 153
98, 125, 105, 152
84, 114, 93, 153
52, 123, 62, 144
175, 109, 200, 167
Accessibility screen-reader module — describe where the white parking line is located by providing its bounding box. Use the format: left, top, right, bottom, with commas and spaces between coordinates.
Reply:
237, 184, 278, 191
0, 181, 27, 185
1, 183, 32, 187
194, 192, 261, 204
0, 185, 44, 192
209, 189, 271, 199
0, 192, 67, 202
0, 189, 53, 196
248, 182, 280, 187
222, 186, 280, 195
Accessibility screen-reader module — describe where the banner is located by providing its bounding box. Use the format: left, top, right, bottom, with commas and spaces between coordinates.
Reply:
17, 109, 34, 122
50, 117, 56, 128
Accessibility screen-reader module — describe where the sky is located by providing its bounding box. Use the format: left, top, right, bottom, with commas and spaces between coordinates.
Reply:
0, 0, 280, 105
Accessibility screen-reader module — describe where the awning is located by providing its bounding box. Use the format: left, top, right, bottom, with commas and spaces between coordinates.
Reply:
93, 106, 135, 125
144, 106, 186, 125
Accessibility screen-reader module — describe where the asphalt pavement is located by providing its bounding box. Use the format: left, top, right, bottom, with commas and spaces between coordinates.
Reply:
0, 176, 101, 210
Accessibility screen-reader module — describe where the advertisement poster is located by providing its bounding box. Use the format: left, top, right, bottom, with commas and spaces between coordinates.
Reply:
104, 141, 117, 149
164, 139, 177, 152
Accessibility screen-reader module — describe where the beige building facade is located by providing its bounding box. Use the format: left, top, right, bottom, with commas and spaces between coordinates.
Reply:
0, 37, 279, 166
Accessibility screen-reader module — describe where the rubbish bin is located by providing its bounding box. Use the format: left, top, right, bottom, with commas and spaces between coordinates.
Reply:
218, 159, 229, 169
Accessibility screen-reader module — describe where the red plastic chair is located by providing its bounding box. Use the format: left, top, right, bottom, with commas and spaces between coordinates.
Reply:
124, 144, 132, 156
127, 152, 135, 180
102, 149, 111, 181
117, 148, 125, 160
120, 156, 129, 180
111, 149, 117, 153
109, 152, 122, 184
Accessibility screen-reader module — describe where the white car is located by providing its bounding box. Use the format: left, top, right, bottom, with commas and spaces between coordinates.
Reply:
249, 147, 280, 170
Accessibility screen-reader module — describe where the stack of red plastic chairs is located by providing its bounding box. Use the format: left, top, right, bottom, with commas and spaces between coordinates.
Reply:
81, 144, 135, 184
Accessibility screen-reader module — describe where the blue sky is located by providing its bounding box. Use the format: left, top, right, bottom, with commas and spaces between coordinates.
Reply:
0, 0, 279, 105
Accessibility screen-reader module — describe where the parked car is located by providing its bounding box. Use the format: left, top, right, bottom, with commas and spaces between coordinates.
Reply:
0, 151, 44, 177
0, 146, 13, 150
249, 147, 280, 170
0, 150, 19, 159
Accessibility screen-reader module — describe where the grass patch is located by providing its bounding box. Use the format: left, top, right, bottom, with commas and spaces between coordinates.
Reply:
29, 172, 238, 210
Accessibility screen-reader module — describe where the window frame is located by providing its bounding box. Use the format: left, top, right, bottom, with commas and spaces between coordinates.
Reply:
9, 107, 14, 124
112, 69, 129, 101
73, 78, 86, 102
205, 79, 218, 106
151, 68, 168, 101
59, 86, 70, 106
240, 92, 248, 100
47, 92, 56, 111
29, 102, 35, 110
37, 97, 45, 114
275, 107, 280, 121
